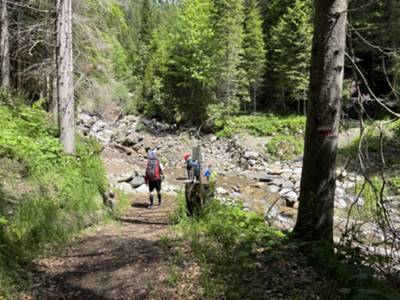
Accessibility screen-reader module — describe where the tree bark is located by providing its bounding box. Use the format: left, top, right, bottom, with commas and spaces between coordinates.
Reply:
294, 0, 348, 242
56, 0, 75, 154
0, 0, 10, 88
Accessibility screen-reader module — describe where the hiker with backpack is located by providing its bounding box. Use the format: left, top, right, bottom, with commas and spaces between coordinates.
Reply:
184, 153, 194, 180
192, 160, 201, 182
145, 149, 164, 209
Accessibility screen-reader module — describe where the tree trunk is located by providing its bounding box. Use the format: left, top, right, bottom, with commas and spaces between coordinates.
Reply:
253, 84, 257, 113
294, 0, 348, 242
50, 15, 59, 124
56, 0, 75, 154
0, 0, 10, 88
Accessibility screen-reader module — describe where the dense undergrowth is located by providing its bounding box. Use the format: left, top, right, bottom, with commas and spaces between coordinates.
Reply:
340, 120, 400, 216
0, 95, 107, 298
216, 114, 306, 160
173, 197, 286, 299
172, 196, 400, 299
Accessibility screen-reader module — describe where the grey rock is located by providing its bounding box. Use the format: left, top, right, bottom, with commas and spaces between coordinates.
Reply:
282, 181, 295, 189
258, 174, 274, 182
92, 120, 107, 132
268, 165, 284, 175
116, 182, 135, 194
131, 176, 145, 188
279, 188, 293, 196
117, 172, 136, 183
272, 178, 285, 187
335, 198, 347, 209
244, 151, 259, 160
78, 113, 96, 126
284, 191, 298, 202
268, 185, 281, 193
216, 187, 229, 195
248, 159, 257, 166
122, 132, 143, 147
292, 168, 302, 175
135, 184, 149, 193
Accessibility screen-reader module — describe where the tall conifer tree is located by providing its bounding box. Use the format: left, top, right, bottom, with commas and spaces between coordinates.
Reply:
242, 0, 266, 112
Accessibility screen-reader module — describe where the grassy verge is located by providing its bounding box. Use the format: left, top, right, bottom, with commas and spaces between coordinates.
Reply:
216, 113, 306, 160
0, 95, 107, 298
170, 195, 400, 299
216, 113, 306, 138
173, 196, 287, 299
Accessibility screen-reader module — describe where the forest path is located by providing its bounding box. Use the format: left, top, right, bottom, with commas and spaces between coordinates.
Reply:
33, 194, 184, 300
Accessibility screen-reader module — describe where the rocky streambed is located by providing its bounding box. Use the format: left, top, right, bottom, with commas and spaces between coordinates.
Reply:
76, 111, 381, 233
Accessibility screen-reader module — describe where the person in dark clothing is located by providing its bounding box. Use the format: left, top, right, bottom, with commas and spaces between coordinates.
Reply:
145, 149, 164, 209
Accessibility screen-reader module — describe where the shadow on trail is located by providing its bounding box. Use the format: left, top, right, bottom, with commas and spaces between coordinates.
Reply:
34, 236, 173, 300
131, 202, 149, 209
117, 217, 171, 226
33, 196, 179, 299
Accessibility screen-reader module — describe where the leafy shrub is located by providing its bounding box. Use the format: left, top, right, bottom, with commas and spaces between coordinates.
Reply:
266, 134, 304, 160
0, 102, 107, 296
175, 198, 285, 299
352, 177, 385, 219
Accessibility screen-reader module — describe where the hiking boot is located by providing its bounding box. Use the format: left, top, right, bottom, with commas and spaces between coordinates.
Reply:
148, 204, 154, 209
157, 201, 162, 206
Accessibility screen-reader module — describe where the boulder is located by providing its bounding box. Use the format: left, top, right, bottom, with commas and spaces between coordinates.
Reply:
116, 182, 135, 194
122, 132, 143, 147
257, 174, 274, 182
335, 198, 347, 209
284, 191, 298, 207
268, 165, 284, 175
131, 176, 145, 188
216, 187, 229, 195
283, 191, 298, 203
244, 151, 259, 160
282, 181, 295, 189
92, 120, 107, 132
292, 168, 302, 175
136, 185, 149, 193
78, 113, 96, 126
248, 159, 257, 166
268, 185, 280, 193
272, 178, 285, 187
117, 172, 136, 183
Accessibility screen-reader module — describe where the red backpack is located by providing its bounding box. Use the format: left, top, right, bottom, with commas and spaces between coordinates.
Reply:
146, 159, 161, 182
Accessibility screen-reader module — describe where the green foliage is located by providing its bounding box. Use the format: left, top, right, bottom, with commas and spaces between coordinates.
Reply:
340, 121, 400, 169
267, 0, 313, 107
307, 243, 400, 300
166, 0, 218, 125
242, 0, 266, 110
353, 177, 385, 219
266, 134, 303, 160
0, 103, 107, 296
175, 199, 285, 299
213, 0, 246, 114
216, 113, 306, 137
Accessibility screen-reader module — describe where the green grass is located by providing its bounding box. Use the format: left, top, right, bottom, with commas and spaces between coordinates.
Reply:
216, 113, 306, 138
174, 195, 286, 299
265, 134, 304, 160
0, 96, 107, 298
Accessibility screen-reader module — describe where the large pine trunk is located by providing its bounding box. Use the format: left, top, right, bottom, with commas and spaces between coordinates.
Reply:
56, 0, 75, 154
0, 0, 10, 88
294, 0, 348, 242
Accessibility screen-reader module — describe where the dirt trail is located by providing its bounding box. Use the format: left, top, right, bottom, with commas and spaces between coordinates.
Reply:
33, 194, 182, 300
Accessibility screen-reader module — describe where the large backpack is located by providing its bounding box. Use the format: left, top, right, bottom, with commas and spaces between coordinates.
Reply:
186, 157, 193, 169
146, 159, 161, 182
193, 161, 201, 177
